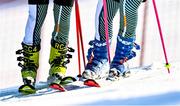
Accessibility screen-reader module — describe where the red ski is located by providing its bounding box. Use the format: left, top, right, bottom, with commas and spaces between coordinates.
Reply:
84, 79, 100, 87
49, 76, 77, 92
49, 83, 66, 92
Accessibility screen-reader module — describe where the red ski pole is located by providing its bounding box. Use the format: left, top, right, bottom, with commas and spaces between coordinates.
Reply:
75, 0, 86, 68
75, 0, 86, 78
103, 0, 111, 63
152, 0, 170, 73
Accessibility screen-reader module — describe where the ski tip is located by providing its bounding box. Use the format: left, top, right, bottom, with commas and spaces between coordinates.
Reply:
18, 84, 36, 95
84, 79, 100, 87
49, 83, 66, 92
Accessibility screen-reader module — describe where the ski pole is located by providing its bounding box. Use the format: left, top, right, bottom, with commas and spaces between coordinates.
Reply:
103, 0, 111, 63
75, 0, 86, 68
152, 0, 170, 73
77, 2, 86, 68
75, 0, 86, 78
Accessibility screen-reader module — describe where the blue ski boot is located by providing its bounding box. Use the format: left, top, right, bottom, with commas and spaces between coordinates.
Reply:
82, 39, 109, 80
107, 35, 140, 81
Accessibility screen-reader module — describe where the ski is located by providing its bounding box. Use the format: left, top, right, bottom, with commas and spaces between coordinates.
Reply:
49, 83, 66, 92
49, 76, 77, 92
18, 84, 36, 95
84, 79, 100, 87
0, 76, 92, 101
17, 77, 106, 95
83, 64, 153, 87
18, 76, 77, 95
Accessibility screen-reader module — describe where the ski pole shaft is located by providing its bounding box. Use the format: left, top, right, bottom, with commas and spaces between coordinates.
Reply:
103, 0, 111, 63
76, 0, 86, 68
75, 0, 86, 77
75, 0, 82, 77
152, 0, 170, 73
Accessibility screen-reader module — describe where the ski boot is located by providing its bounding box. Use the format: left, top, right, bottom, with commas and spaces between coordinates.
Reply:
82, 39, 109, 80
16, 43, 40, 94
47, 40, 75, 91
107, 36, 140, 81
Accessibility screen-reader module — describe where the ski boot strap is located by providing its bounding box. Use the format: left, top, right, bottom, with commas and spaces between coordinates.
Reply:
16, 43, 40, 69
50, 40, 75, 67
87, 39, 108, 62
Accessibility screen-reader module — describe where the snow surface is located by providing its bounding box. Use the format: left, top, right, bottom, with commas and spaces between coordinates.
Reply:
0, 63, 180, 105
0, 0, 180, 105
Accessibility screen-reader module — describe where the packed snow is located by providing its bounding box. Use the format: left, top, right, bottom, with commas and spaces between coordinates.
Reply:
0, 62, 180, 105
